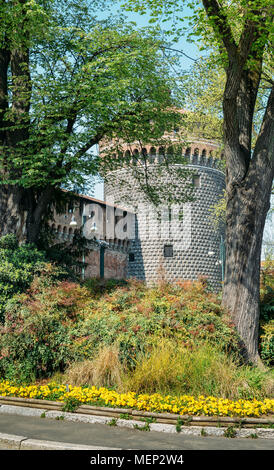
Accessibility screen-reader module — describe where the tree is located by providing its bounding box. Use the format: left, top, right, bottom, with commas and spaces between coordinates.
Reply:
0, 0, 179, 243
123, 0, 274, 363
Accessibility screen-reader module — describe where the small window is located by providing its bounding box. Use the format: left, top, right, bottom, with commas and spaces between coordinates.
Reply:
193, 175, 200, 188
129, 253, 135, 262
164, 244, 173, 257
68, 201, 74, 213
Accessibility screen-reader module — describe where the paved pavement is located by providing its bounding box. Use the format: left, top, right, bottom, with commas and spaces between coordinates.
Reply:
0, 412, 274, 451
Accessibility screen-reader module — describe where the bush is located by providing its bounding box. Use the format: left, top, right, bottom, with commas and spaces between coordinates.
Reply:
259, 260, 274, 365
73, 279, 241, 367
0, 272, 90, 383
0, 276, 241, 384
1, 272, 273, 398
0, 234, 47, 322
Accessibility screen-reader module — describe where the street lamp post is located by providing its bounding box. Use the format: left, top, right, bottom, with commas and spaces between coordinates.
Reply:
90, 222, 109, 279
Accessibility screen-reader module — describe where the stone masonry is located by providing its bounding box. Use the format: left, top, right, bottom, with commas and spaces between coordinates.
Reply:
104, 147, 226, 290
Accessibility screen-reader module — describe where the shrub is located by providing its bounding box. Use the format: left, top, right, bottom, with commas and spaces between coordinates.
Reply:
0, 234, 47, 322
0, 273, 91, 383
0, 275, 241, 384
0, 303, 73, 383
73, 279, 241, 367
259, 260, 274, 365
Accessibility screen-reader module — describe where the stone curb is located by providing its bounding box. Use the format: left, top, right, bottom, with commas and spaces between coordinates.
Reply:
0, 432, 121, 450
0, 403, 274, 446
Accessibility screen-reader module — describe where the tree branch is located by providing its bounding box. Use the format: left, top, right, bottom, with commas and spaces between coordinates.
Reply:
252, 84, 274, 170
201, 0, 238, 60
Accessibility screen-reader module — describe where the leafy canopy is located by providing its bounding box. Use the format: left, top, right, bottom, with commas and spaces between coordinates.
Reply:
0, 0, 181, 193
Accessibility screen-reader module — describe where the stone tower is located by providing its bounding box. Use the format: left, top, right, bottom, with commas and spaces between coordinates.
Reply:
103, 138, 226, 290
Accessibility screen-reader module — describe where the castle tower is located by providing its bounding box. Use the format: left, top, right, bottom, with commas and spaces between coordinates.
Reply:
102, 138, 226, 290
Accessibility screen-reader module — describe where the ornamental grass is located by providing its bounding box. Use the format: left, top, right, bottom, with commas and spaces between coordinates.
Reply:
0, 380, 273, 418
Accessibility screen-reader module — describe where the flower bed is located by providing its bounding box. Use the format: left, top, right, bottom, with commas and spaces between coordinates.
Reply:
0, 381, 273, 418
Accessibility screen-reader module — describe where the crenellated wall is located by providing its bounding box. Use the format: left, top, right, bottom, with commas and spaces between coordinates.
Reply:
50, 193, 131, 280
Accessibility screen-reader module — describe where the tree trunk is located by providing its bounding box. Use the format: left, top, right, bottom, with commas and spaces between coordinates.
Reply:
222, 162, 272, 363
222, 85, 274, 364
0, 184, 55, 244
0, 184, 27, 242
25, 186, 54, 244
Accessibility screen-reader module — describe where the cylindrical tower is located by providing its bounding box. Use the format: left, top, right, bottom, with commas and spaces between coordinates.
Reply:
103, 140, 226, 290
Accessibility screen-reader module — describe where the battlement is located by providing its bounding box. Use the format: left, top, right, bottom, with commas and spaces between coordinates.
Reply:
101, 137, 224, 172
121, 151, 224, 172
184, 153, 224, 171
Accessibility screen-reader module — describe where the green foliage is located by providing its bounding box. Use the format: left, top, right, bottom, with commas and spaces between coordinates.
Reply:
62, 396, 81, 413
0, 235, 47, 322
133, 419, 151, 431
71, 279, 240, 368
0, 271, 273, 397
223, 426, 237, 438
209, 189, 226, 232
108, 418, 118, 426
0, 270, 89, 382
176, 417, 184, 433
259, 261, 274, 365
0, 275, 241, 383
122, 338, 273, 399
0, 0, 182, 192
39, 227, 92, 277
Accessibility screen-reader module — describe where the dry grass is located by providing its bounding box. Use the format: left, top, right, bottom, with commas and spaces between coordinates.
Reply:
122, 339, 274, 400
57, 339, 274, 401
64, 344, 125, 389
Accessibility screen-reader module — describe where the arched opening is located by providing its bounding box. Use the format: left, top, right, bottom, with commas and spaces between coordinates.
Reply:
149, 147, 156, 163
57, 225, 62, 238
132, 148, 139, 164
158, 146, 165, 163
141, 148, 148, 163
68, 227, 74, 239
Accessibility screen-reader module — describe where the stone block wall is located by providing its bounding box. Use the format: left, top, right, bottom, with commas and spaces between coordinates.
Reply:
104, 155, 226, 290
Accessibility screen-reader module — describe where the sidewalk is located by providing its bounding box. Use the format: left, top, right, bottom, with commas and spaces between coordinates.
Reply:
0, 406, 274, 450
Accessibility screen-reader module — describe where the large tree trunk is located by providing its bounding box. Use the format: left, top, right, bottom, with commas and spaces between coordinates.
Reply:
24, 186, 54, 244
222, 84, 274, 364
0, 183, 54, 244
0, 184, 26, 241
201, 0, 274, 365
222, 157, 273, 363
